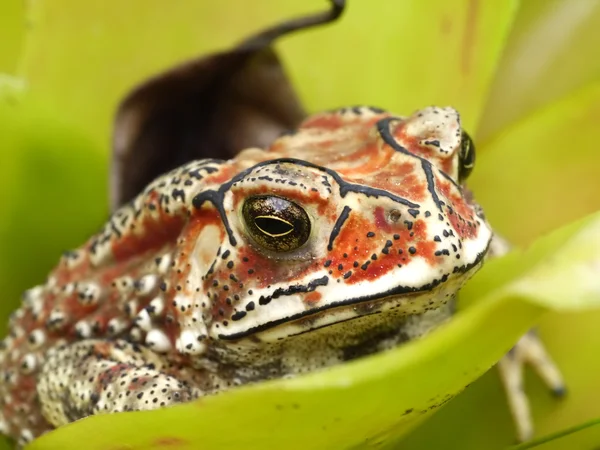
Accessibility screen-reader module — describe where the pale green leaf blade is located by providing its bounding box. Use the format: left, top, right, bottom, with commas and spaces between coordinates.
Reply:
0, 0, 25, 74
27, 211, 600, 450
510, 417, 600, 450
470, 80, 600, 245
478, 0, 600, 141
0, 90, 108, 331
18, 0, 518, 152
283, 0, 518, 131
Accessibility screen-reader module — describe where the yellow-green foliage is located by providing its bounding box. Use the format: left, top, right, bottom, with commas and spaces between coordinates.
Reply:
1, 1, 599, 449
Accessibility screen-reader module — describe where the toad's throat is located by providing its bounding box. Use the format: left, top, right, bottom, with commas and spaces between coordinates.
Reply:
217, 248, 488, 341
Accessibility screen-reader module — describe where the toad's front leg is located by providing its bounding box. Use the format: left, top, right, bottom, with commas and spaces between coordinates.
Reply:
488, 234, 565, 441
37, 340, 202, 429
498, 330, 565, 442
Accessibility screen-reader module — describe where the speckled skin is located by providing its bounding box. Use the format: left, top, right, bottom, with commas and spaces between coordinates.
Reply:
0, 106, 493, 446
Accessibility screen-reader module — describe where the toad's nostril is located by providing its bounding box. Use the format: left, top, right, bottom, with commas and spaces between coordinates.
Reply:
388, 209, 401, 223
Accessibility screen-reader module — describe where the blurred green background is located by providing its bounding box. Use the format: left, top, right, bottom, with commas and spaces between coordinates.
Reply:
1, 0, 600, 449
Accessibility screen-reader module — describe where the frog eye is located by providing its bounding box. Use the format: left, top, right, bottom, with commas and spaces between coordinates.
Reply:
458, 130, 476, 181
242, 195, 311, 253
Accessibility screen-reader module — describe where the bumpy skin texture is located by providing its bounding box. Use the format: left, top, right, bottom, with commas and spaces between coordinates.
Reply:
0, 106, 492, 446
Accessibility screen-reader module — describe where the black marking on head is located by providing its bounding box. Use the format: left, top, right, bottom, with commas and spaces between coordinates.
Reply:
193, 157, 419, 247
172, 188, 185, 202
256, 275, 329, 308
423, 139, 440, 147
328, 206, 352, 251
218, 243, 490, 341
376, 117, 445, 210
231, 311, 247, 321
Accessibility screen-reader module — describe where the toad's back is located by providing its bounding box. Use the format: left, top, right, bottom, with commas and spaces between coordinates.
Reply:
0, 106, 491, 445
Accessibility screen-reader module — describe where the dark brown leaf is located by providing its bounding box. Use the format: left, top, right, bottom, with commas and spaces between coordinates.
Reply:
111, 0, 345, 209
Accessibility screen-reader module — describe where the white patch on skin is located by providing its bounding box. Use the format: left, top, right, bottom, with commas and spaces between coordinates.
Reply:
145, 329, 171, 353
20, 354, 37, 374
176, 330, 206, 355
135, 274, 158, 296
27, 329, 46, 349
74, 321, 92, 339
134, 309, 152, 332
147, 297, 165, 317
155, 254, 172, 275
107, 318, 127, 335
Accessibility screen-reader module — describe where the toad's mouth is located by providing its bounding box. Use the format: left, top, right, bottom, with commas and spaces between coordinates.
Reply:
217, 246, 488, 341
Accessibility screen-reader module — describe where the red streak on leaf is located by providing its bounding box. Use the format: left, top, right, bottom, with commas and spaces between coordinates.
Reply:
151, 436, 189, 447
461, 0, 479, 75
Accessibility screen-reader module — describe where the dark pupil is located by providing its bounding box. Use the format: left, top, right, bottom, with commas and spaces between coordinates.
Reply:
255, 217, 293, 236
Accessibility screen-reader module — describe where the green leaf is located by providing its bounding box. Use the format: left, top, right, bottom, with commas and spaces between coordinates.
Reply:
28, 211, 600, 450
471, 80, 600, 246
510, 417, 600, 450
0, 87, 108, 332
478, 0, 600, 141
282, 0, 519, 131
18, 0, 518, 153
0, 0, 25, 74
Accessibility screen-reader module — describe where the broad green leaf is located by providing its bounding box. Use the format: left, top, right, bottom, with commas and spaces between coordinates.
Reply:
282, 0, 518, 132
0, 0, 24, 74
18, 0, 517, 153
478, 0, 600, 141
19, 1, 311, 152
510, 417, 600, 450
471, 80, 600, 246
28, 211, 600, 450
0, 88, 107, 332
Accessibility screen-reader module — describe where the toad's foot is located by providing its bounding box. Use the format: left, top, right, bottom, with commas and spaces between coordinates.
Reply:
497, 330, 565, 442
37, 339, 202, 429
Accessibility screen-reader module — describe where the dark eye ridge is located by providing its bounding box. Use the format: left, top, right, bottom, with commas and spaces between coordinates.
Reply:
458, 130, 476, 182
242, 195, 311, 253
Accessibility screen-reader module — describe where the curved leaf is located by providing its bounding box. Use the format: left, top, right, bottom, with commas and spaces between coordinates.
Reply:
0, 88, 107, 330
18, 0, 518, 153
0, 0, 24, 74
510, 417, 600, 450
28, 211, 600, 450
471, 80, 600, 245
478, 0, 600, 141
282, 0, 518, 132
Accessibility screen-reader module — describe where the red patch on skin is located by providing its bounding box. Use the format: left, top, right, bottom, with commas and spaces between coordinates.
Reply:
205, 164, 237, 185
335, 142, 393, 177
111, 212, 185, 263
352, 167, 426, 203
374, 207, 392, 234
326, 212, 438, 285
303, 291, 322, 305
447, 207, 477, 239
412, 220, 436, 265
440, 158, 454, 178
302, 114, 344, 130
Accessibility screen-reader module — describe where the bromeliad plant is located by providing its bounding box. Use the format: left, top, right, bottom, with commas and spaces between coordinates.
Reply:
1, 0, 600, 449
